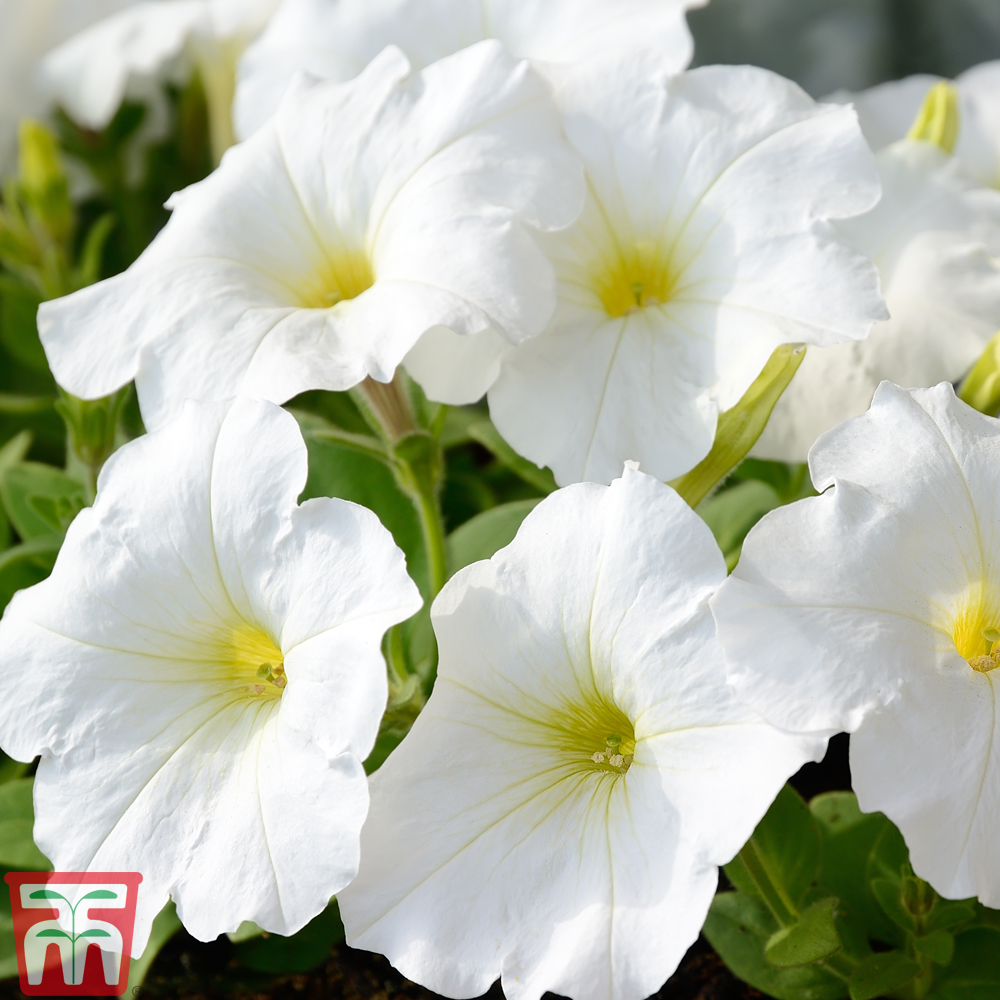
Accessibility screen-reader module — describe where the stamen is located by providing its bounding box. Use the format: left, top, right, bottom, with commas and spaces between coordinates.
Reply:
983, 627, 1000, 653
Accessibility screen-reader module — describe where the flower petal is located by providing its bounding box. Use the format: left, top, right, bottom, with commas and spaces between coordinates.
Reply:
0, 398, 420, 952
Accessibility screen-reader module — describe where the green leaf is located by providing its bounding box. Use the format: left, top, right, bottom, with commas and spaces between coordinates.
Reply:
0, 461, 86, 540
233, 900, 344, 974
35, 928, 71, 938
670, 342, 806, 507
446, 499, 541, 574
0, 778, 51, 869
871, 878, 917, 933
725, 784, 822, 912
77, 928, 112, 938
697, 479, 780, 567
300, 415, 428, 597
0, 432, 31, 551
0, 533, 62, 612
0, 274, 46, 372
914, 929, 955, 965
79, 889, 118, 901
703, 893, 847, 1000
848, 951, 920, 1000
766, 897, 843, 968
930, 928, 1000, 999
925, 899, 978, 935
0, 752, 28, 785
0, 891, 18, 980
467, 421, 557, 495
866, 820, 910, 884
811, 793, 901, 947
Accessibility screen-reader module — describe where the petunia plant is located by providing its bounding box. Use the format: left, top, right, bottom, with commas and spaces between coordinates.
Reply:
3, 4, 1000, 1000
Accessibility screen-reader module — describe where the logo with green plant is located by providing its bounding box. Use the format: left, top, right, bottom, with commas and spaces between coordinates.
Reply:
5, 872, 142, 997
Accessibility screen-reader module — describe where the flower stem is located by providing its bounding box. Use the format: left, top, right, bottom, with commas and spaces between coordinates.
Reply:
412, 475, 448, 596
351, 374, 449, 599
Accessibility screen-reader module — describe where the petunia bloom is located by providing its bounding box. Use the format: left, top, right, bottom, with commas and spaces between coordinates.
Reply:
338, 467, 823, 1000
0, 0, 136, 172
754, 136, 1000, 462
405, 59, 886, 486
38, 40, 583, 432
713, 381, 1000, 906
39, 0, 282, 161
0, 397, 422, 954
233, 0, 706, 140
829, 62, 1000, 189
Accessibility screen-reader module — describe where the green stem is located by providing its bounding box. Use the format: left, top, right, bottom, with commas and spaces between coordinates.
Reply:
411, 474, 448, 597
737, 839, 799, 929
384, 624, 409, 691
350, 374, 449, 598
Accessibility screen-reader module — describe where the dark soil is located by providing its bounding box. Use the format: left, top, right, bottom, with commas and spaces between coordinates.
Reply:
0, 737, 850, 1000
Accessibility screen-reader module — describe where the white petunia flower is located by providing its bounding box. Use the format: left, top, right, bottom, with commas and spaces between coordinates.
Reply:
713, 381, 1000, 906
233, 0, 706, 140
338, 467, 823, 1000
405, 60, 886, 486
37, 40, 583, 432
0, 397, 422, 954
40, 0, 282, 161
829, 62, 1000, 189
0, 0, 136, 172
754, 138, 1000, 462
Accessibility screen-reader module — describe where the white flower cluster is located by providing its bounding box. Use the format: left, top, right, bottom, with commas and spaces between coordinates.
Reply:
3, 2, 1000, 999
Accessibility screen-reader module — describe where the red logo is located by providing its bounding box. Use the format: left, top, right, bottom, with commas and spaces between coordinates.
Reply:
5, 872, 143, 996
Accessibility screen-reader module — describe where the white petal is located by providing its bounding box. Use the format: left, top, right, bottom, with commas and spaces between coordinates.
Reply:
0, 399, 421, 952
233, 0, 703, 139
403, 326, 510, 405
485, 60, 884, 485
40, 1, 209, 130
0, 0, 137, 172
716, 382, 1000, 734
40, 41, 582, 429
340, 469, 817, 1000
755, 140, 1000, 462
955, 61, 1000, 189
851, 667, 1000, 904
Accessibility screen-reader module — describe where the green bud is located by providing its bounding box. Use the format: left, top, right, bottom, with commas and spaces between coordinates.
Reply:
670, 343, 806, 508
902, 874, 935, 918
605, 734, 622, 748
906, 81, 960, 155
958, 330, 1000, 417
17, 119, 72, 242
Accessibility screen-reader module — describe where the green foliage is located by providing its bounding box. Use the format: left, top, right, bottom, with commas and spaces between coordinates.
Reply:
850, 952, 923, 1000
704, 893, 847, 1000
466, 420, 557, 494
0, 778, 49, 870
446, 498, 541, 573
233, 901, 345, 974
709, 785, 1000, 1000
767, 898, 844, 968
0, 461, 85, 540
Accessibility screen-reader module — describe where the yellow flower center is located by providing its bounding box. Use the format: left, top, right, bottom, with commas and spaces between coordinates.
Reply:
298, 249, 374, 310
948, 584, 1000, 673
594, 240, 676, 318
543, 693, 636, 777
223, 625, 287, 699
